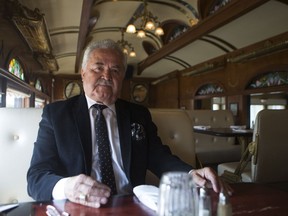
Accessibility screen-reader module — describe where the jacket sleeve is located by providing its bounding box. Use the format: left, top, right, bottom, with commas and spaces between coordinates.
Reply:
27, 105, 64, 201
27, 100, 87, 201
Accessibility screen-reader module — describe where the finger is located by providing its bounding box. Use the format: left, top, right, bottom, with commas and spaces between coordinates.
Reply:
220, 179, 234, 196
75, 195, 101, 208
191, 168, 221, 192
201, 167, 222, 192
88, 188, 110, 199
77, 179, 111, 205
75, 190, 109, 208
191, 170, 207, 188
74, 175, 110, 196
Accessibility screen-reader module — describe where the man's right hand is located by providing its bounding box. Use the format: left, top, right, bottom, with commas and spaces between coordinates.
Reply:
64, 174, 111, 208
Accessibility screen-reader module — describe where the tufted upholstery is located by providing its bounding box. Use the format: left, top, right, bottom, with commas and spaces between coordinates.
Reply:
149, 109, 196, 167
218, 109, 288, 184
0, 108, 42, 204
185, 110, 241, 166
146, 109, 196, 185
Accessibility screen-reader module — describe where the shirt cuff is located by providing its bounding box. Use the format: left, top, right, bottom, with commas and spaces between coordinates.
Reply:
52, 178, 68, 200
188, 169, 195, 175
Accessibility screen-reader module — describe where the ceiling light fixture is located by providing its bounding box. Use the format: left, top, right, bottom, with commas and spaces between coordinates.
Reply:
126, 0, 164, 38
117, 30, 136, 57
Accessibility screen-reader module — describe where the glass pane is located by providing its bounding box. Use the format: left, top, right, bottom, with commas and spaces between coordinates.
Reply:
8, 58, 25, 80
267, 105, 285, 110
35, 97, 45, 108
212, 97, 225, 110
6, 87, 30, 108
250, 105, 264, 129
250, 92, 287, 128
35, 79, 42, 91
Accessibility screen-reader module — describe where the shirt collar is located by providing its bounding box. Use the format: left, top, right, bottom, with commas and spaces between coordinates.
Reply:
85, 95, 116, 114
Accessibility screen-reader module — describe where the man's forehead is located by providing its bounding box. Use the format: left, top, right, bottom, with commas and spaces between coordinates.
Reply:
90, 51, 124, 67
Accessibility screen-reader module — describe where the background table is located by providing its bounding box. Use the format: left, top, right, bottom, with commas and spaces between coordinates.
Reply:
193, 127, 253, 153
2, 183, 288, 216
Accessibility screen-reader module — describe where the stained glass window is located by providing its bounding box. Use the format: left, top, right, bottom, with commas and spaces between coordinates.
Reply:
248, 71, 288, 89
209, 0, 232, 15
8, 58, 25, 80
196, 83, 224, 96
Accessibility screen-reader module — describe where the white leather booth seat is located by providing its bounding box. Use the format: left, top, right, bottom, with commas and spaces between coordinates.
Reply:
185, 110, 241, 166
149, 109, 196, 167
0, 108, 43, 204
146, 109, 196, 186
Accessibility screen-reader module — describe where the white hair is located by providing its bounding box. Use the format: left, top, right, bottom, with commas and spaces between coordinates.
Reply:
81, 39, 127, 71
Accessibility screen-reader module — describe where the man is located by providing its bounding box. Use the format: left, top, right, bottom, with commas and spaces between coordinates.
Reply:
27, 39, 231, 208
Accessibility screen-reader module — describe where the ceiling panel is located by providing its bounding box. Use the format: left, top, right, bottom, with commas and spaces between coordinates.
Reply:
211, 1, 288, 49
10, 0, 288, 78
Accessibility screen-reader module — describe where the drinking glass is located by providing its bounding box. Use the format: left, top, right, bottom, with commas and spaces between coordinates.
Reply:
157, 171, 197, 216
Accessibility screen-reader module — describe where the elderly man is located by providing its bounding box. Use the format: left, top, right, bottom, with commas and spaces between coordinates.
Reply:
27, 39, 231, 208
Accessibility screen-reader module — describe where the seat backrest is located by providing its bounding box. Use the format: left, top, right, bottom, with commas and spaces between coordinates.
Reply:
252, 109, 288, 183
185, 109, 235, 147
149, 109, 196, 167
0, 108, 42, 204
186, 110, 235, 128
185, 110, 239, 165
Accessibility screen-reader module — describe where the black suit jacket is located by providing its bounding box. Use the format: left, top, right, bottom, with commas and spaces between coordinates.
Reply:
27, 94, 192, 201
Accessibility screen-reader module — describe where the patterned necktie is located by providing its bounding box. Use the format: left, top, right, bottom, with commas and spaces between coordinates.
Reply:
93, 104, 117, 195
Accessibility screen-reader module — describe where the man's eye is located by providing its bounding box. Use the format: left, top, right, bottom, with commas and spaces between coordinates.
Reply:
92, 67, 102, 72
110, 68, 119, 74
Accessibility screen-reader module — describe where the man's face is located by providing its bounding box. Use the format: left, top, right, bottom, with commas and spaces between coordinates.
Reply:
81, 48, 126, 105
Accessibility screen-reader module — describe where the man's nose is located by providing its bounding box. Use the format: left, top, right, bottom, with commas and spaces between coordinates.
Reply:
101, 68, 112, 80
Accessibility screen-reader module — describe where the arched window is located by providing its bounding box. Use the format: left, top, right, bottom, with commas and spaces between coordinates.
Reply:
195, 83, 225, 110
8, 58, 25, 81
247, 71, 288, 128
196, 83, 224, 96
247, 71, 288, 89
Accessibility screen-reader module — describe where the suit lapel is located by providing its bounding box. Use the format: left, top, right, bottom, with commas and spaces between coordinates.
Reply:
73, 94, 92, 174
115, 100, 132, 179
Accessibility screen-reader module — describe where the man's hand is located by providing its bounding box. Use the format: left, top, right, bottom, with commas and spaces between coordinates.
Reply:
64, 174, 111, 208
190, 167, 233, 195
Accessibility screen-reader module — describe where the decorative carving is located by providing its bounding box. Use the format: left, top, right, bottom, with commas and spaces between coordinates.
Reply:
6, 0, 58, 71
36, 54, 59, 71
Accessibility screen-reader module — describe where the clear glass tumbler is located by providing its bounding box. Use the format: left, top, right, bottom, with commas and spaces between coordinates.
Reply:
157, 171, 197, 216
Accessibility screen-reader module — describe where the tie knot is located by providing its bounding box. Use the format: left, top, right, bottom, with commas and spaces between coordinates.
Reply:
93, 104, 107, 111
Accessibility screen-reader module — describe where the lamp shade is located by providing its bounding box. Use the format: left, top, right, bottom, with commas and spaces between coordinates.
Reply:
155, 27, 164, 36
126, 24, 136, 33
145, 21, 155, 30
137, 30, 146, 38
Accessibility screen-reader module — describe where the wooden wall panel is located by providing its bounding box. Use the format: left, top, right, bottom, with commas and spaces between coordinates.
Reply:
149, 49, 288, 125
151, 78, 179, 108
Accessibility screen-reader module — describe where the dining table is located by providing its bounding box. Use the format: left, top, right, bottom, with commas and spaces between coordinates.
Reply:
1, 183, 288, 216
193, 127, 254, 154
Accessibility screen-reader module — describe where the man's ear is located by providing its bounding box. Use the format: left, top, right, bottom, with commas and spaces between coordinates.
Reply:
81, 69, 85, 79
